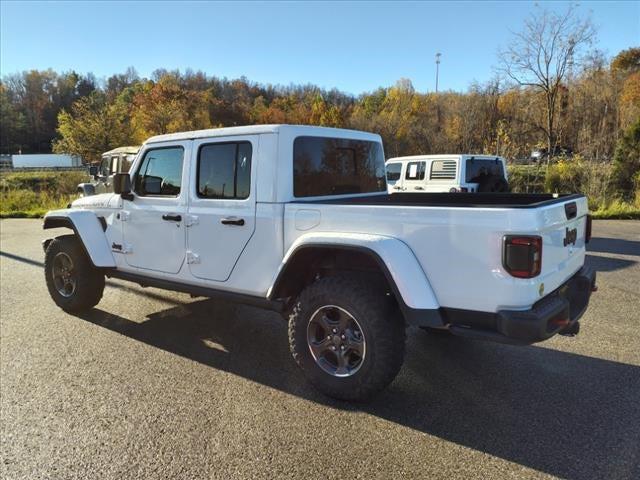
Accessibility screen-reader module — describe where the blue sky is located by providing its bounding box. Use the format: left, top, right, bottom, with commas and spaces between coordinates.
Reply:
1, 1, 638, 94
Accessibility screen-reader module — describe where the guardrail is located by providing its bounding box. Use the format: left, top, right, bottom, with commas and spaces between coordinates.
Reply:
0, 166, 89, 173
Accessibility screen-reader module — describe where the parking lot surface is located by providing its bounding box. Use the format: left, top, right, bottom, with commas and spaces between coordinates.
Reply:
1, 219, 639, 479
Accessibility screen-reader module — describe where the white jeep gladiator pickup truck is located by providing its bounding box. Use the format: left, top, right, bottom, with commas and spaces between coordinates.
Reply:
42, 124, 596, 401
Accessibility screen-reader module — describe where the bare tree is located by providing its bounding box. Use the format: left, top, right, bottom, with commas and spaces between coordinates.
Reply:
498, 5, 596, 157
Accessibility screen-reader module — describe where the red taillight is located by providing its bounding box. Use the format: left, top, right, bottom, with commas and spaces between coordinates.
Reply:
503, 235, 542, 278
585, 214, 592, 244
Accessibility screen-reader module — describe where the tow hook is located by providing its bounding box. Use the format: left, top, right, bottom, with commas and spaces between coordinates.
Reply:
559, 321, 580, 337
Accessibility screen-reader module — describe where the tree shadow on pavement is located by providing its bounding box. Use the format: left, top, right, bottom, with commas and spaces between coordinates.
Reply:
77, 299, 640, 480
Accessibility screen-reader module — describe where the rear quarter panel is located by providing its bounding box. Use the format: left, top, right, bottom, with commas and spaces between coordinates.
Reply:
284, 196, 588, 313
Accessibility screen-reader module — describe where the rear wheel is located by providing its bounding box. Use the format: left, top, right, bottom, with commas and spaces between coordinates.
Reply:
288, 274, 405, 401
44, 235, 105, 313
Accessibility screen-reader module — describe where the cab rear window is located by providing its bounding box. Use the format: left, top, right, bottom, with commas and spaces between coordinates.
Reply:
293, 136, 386, 197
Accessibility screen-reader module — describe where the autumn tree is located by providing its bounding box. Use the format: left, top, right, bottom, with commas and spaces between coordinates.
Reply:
131, 74, 211, 141
611, 119, 640, 201
53, 92, 133, 163
498, 5, 596, 157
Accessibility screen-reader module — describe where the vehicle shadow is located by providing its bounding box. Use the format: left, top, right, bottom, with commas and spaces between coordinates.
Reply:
78, 299, 640, 480
585, 254, 636, 272
588, 237, 639, 257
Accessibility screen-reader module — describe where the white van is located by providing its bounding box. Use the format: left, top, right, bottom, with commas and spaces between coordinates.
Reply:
386, 155, 509, 193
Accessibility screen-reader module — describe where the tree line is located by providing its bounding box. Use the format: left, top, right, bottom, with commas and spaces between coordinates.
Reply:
2, 50, 636, 159
0, 6, 638, 201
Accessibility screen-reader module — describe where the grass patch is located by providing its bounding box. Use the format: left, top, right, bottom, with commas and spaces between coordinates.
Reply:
1, 169, 638, 220
591, 199, 640, 220
0, 170, 86, 218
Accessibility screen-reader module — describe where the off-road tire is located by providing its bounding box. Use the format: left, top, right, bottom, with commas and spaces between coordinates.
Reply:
44, 234, 105, 313
288, 274, 405, 401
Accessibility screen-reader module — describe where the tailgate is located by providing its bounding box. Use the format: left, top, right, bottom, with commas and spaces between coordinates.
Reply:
537, 196, 589, 295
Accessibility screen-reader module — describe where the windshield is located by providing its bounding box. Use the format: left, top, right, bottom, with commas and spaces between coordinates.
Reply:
466, 158, 504, 183
293, 136, 386, 197
99, 157, 110, 176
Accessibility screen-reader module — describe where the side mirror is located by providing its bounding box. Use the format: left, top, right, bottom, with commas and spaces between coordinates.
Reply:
88, 165, 98, 178
113, 173, 134, 200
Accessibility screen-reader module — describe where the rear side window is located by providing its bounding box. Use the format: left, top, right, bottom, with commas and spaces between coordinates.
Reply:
293, 136, 386, 197
430, 160, 457, 180
386, 163, 402, 181
197, 142, 252, 199
134, 147, 184, 196
405, 161, 426, 180
110, 156, 118, 174
466, 158, 504, 183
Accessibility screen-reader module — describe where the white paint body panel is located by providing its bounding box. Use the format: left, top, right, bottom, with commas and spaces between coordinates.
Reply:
272, 232, 439, 310
44, 209, 116, 267
45, 125, 588, 315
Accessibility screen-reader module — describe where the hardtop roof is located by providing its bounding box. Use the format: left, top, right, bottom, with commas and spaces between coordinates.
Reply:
386, 154, 505, 163
145, 124, 381, 144
102, 146, 141, 156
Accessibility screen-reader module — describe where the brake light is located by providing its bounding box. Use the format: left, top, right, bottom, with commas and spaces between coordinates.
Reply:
503, 235, 542, 278
585, 214, 592, 244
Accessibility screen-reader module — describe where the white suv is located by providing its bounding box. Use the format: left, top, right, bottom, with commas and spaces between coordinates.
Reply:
386, 154, 509, 193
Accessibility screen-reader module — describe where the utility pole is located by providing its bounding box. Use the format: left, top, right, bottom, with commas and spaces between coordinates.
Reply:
435, 52, 442, 93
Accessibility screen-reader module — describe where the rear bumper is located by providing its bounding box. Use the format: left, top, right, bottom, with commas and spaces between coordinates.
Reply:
444, 266, 596, 345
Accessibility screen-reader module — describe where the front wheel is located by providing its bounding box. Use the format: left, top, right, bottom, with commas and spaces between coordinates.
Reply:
44, 235, 105, 313
288, 274, 405, 401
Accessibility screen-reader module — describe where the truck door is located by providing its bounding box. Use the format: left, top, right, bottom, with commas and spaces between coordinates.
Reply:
186, 136, 258, 282
122, 142, 190, 274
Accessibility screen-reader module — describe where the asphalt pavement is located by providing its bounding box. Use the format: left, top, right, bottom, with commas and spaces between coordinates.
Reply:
1, 219, 639, 479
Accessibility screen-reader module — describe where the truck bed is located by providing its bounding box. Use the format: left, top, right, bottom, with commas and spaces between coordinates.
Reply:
284, 191, 589, 313
297, 192, 584, 208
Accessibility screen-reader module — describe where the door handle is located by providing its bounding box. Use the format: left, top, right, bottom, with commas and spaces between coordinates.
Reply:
221, 217, 245, 226
414, 186, 424, 190
162, 214, 182, 222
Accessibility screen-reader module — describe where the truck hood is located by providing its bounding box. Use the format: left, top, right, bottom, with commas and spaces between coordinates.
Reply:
71, 193, 121, 209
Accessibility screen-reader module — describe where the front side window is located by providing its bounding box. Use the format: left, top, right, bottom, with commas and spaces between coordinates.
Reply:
405, 161, 426, 180
465, 158, 504, 183
197, 142, 252, 199
293, 136, 385, 197
386, 163, 402, 181
134, 147, 184, 196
